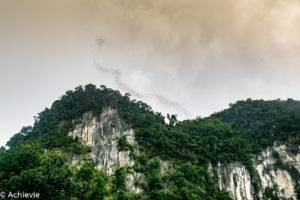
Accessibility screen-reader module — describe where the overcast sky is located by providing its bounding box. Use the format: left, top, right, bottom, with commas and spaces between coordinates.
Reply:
1, 0, 300, 146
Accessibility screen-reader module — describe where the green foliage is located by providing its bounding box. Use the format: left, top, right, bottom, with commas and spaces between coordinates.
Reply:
212, 99, 300, 153
2, 85, 300, 199
71, 158, 111, 200
263, 187, 279, 200
135, 117, 252, 166
117, 136, 131, 152
7, 84, 164, 152
0, 144, 112, 200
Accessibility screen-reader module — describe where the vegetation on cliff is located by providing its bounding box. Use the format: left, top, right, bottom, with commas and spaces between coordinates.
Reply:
1, 84, 299, 199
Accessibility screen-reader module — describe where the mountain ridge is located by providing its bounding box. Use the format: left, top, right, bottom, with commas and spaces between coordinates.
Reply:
1, 84, 299, 200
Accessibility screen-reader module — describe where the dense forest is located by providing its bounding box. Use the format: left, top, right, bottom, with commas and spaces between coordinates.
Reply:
1, 84, 299, 199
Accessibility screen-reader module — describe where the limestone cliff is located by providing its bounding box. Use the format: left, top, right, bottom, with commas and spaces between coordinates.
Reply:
217, 162, 254, 200
68, 107, 170, 194
68, 107, 299, 199
216, 143, 300, 200
69, 107, 135, 175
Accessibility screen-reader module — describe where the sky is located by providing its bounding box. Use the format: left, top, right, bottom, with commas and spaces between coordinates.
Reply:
1, 0, 300, 146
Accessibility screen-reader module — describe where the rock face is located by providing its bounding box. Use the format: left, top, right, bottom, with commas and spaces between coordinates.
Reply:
217, 143, 300, 200
68, 107, 170, 194
218, 162, 254, 200
69, 107, 135, 175
68, 108, 299, 199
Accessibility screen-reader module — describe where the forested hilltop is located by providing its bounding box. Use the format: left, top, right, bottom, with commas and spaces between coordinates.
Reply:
1, 84, 299, 200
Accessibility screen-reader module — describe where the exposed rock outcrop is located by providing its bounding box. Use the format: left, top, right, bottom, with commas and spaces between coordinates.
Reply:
69, 107, 135, 175
216, 143, 300, 200
218, 162, 254, 200
68, 107, 299, 199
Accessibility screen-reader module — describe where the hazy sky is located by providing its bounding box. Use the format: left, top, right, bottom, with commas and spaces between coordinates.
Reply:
1, 0, 300, 146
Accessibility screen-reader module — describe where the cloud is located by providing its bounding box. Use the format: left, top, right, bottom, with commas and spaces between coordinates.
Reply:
88, 0, 300, 117
90, 0, 300, 69
1, 0, 300, 147
94, 57, 192, 117
150, 94, 192, 117
94, 60, 144, 98
94, 37, 191, 117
